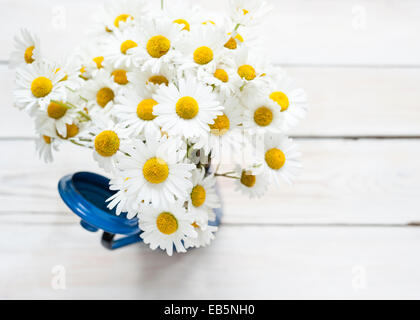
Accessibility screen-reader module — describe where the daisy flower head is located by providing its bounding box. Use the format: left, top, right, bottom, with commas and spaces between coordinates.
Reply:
193, 96, 243, 161
107, 176, 139, 219
138, 201, 197, 256
177, 25, 226, 72
83, 69, 119, 116
103, 27, 142, 68
227, 0, 272, 28
198, 61, 242, 97
242, 89, 284, 135
83, 115, 128, 173
14, 61, 67, 115
153, 78, 224, 139
34, 98, 80, 138
233, 47, 268, 90
187, 168, 221, 226
161, 0, 201, 33
75, 44, 109, 79
92, 0, 149, 35
222, 21, 260, 51
138, 18, 183, 73
266, 71, 309, 132
184, 221, 218, 249
10, 28, 40, 68
54, 55, 85, 90
110, 63, 132, 88
113, 84, 161, 138
260, 133, 302, 186
112, 130, 195, 208
234, 165, 268, 198
34, 117, 61, 164
127, 63, 176, 93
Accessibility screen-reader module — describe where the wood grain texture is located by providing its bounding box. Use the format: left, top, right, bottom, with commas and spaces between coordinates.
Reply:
1, 220, 420, 299
3, 65, 420, 138
1, 139, 419, 225
1, 0, 420, 65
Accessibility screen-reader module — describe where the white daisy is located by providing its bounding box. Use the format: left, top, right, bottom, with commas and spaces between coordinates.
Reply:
138, 201, 197, 256
227, 0, 272, 27
127, 64, 176, 93
34, 99, 80, 138
153, 78, 223, 139
162, 0, 201, 32
82, 69, 119, 116
232, 47, 268, 89
14, 61, 67, 115
110, 64, 132, 87
107, 176, 139, 219
193, 96, 243, 161
103, 28, 142, 68
110, 130, 195, 208
187, 168, 221, 226
177, 25, 226, 72
184, 221, 218, 249
138, 19, 183, 73
198, 61, 242, 96
34, 133, 59, 163
10, 28, 40, 68
81, 115, 128, 173
75, 44, 108, 79
242, 89, 284, 135
113, 85, 161, 138
234, 165, 268, 198
260, 133, 302, 185
92, 0, 149, 35
266, 71, 308, 131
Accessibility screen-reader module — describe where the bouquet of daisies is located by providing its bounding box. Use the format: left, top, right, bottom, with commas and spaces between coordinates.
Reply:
11, 0, 308, 255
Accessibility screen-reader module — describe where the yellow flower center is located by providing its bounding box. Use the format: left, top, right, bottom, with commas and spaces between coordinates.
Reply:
93, 56, 104, 69
193, 46, 214, 65
79, 66, 89, 80
240, 170, 256, 188
173, 19, 190, 31
120, 40, 138, 54
148, 75, 169, 86
58, 123, 79, 139
214, 69, 229, 82
43, 135, 52, 144
65, 124, 79, 139
143, 157, 169, 184
243, 9, 249, 15
224, 37, 237, 50
24, 46, 35, 64
147, 35, 171, 58
254, 106, 273, 127
96, 87, 115, 108
238, 65, 256, 81
112, 69, 128, 85
156, 212, 178, 235
114, 14, 133, 28
176, 96, 199, 120
270, 91, 290, 112
47, 101, 67, 120
209, 114, 230, 136
31, 77, 53, 98
192, 222, 200, 228
202, 20, 216, 26
265, 148, 286, 170
94, 130, 120, 157
234, 33, 244, 43
137, 99, 158, 121
191, 185, 206, 207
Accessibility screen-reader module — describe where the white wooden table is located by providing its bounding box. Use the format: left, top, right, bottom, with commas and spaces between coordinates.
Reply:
1, 0, 420, 299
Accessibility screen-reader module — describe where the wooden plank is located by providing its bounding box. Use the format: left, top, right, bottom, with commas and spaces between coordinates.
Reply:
3, 65, 420, 138
1, 221, 420, 299
1, 0, 420, 65
1, 139, 420, 225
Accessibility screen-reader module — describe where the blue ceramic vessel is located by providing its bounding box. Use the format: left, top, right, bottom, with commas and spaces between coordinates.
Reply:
58, 172, 222, 250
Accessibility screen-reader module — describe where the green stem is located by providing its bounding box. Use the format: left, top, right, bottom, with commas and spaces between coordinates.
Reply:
77, 110, 91, 121
215, 173, 240, 180
161, 0, 164, 10
69, 139, 91, 149
51, 100, 71, 109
